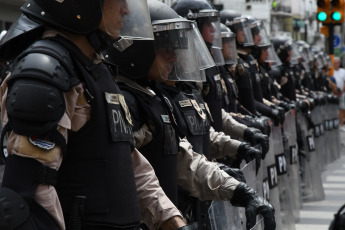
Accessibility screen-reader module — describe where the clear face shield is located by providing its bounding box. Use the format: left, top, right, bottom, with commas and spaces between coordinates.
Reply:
112, 0, 154, 51
196, 11, 224, 66
227, 17, 254, 47
315, 53, 325, 70
251, 21, 270, 47
222, 32, 237, 65
265, 44, 282, 67
314, 53, 323, 70
327, 56, 333, 68
289, 42, 301, 64
192, 22, 216, 70
152, 19, 205, 82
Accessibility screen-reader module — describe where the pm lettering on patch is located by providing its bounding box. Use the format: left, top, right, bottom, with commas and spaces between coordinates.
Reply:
106, 96, 133, 142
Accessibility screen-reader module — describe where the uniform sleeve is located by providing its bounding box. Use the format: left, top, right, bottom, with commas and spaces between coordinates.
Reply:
132, 148, 182, 230
222, 109, 247, 139
0, 76, 86, 230
177, 138, 240, 201
209, 126, 241, 159
133, 123, 153, 149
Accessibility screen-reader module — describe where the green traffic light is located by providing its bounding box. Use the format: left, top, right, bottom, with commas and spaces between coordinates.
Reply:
317, 11, 328, 21
332, 11, 342, 21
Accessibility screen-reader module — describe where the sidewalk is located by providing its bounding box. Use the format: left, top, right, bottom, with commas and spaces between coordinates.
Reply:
295, 134, 345, 230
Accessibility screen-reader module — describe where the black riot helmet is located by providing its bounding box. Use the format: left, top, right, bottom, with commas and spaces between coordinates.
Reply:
220, 9, 241, 25
248, 19, 271, 60
223, 16, 254, 49
220, 23, 237, 65
272, 37, 293, 63
171, 0, 224, 65
104, 0, 208, 82
21, 0, 104, 35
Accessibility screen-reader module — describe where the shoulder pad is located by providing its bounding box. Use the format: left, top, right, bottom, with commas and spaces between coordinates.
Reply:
8, 39, 80, 91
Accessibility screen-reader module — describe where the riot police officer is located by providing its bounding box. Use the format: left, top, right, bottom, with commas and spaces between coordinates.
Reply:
0, 0, 190, 229
171, 0, 269, 158
105, 1, 276, 230
272, 37, 298, 102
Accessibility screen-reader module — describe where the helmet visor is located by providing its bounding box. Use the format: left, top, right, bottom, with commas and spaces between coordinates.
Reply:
266, 44, 282, 66
198, 16, 222, 49
153, 19, 204, 82
327, 56, 333, 68
120, 0, 154, 40
192, 22, 216, 70
316, 54, 324, 70
290, 43, 301, 60
222, 34, 237, 65
231, 17, 254, 47
251, 21, 270, 47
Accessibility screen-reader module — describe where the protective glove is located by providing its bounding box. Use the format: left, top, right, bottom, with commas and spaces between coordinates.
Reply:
243, 127, 269, 159
217, 163, 246, 183
236, 143, 262, 173
270, 108, 281, 126
177, 222, 198, 230
254, 116, 271, 137
230, 183, 276, 230
270, 105, 285, 125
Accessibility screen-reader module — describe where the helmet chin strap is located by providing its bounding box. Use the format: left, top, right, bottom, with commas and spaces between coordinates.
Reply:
87, 30, 113, 53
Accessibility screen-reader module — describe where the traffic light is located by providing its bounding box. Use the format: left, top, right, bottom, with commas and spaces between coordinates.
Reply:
331, 0, 345, 23
317, 0, 331, 23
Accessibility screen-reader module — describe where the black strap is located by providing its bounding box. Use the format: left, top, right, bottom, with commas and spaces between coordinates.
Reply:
2, 155, 58, 199
0, 122, 11, 164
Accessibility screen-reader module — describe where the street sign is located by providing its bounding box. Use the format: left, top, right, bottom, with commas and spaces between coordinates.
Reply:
334, 34, 341, 47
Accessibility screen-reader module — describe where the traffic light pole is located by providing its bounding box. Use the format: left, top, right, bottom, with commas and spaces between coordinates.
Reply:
328, 24, 334, 77
328, 23, 334, 55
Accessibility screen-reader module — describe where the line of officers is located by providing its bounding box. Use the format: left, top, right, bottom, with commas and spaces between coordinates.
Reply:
0, 0, 339, 230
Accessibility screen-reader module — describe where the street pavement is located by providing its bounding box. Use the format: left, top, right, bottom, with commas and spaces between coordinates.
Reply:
295, 132, 345, 230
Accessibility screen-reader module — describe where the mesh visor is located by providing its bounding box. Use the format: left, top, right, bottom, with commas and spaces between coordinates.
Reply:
153, 20, 204, 82
251, 21, 270, 47
266, 44, 282, 66
222, 34, 237, 65
192, 22, 216, 70
232, 18, 254, 47
120, 0, 154, 40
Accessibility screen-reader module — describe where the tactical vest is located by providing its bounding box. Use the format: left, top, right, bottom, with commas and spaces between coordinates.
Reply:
281, 63, 297, 101
258, 64, 272, 101
242, 54, 265, 103
119, 81, 179, 205
57, 61, 141, 227
236, 55, 257, 114
202, 66, 224, 132
155, 83, 211, 158
220, 65, 238, 113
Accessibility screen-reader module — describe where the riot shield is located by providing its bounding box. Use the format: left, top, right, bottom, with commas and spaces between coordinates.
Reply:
208, 201, 242, 230
239, 160, 258, 230
296, 110, 325, 202
311, 104, 326, 170
262, 122, 282, 230
282, 109, 301, 222
272, 124, 295, 230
